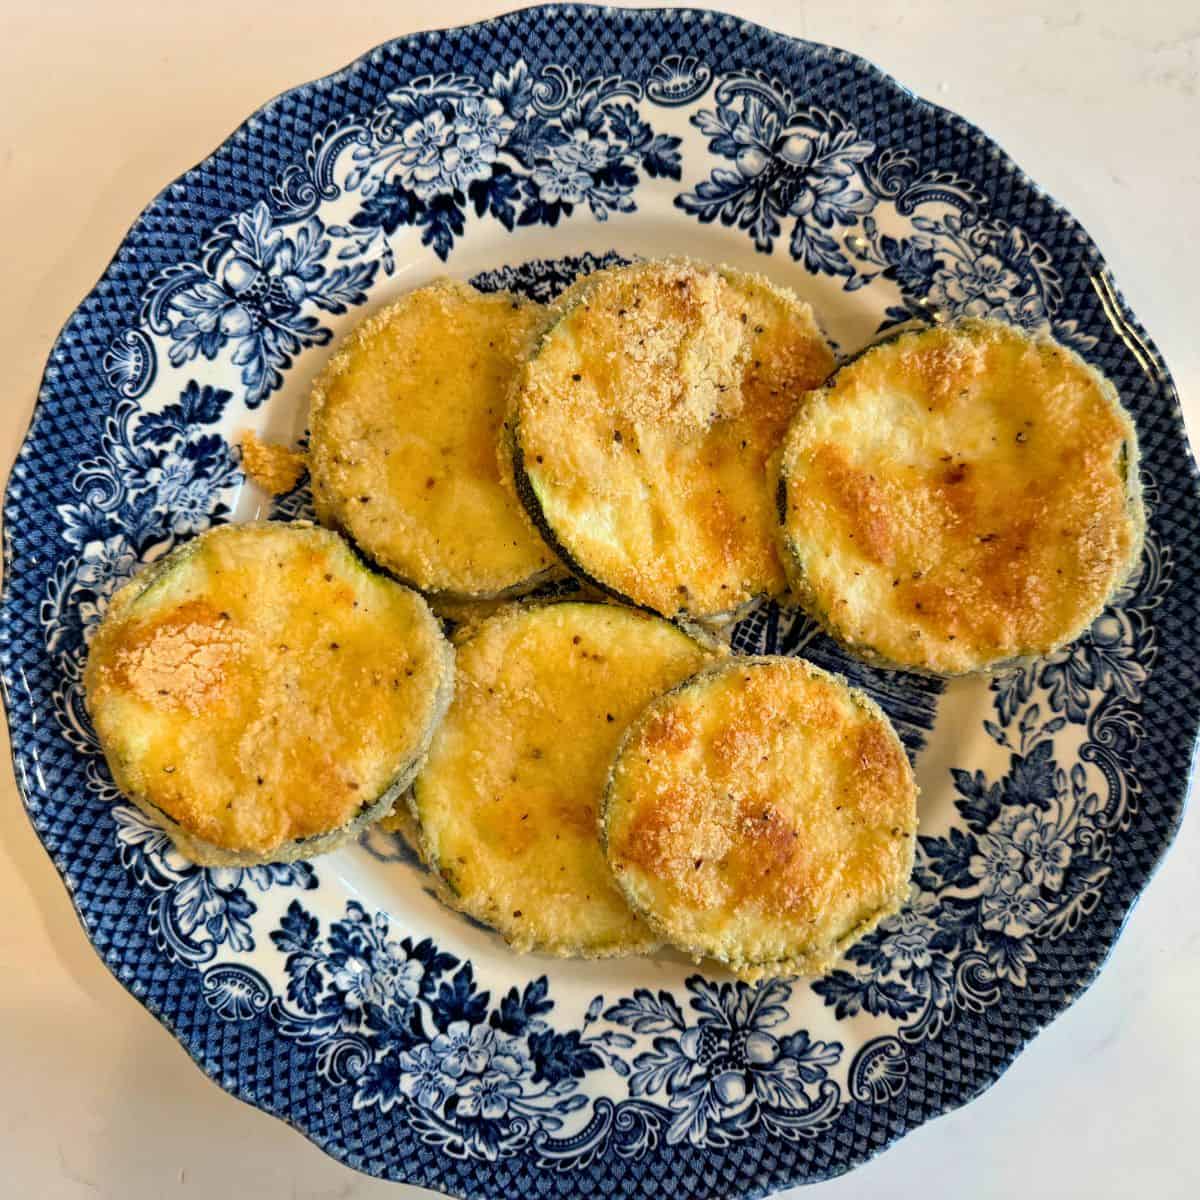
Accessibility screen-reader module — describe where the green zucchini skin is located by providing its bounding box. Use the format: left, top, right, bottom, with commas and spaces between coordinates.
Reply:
117, 742, 442, 868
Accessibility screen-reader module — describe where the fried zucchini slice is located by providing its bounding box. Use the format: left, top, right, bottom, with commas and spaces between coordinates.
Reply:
308, 280, 558, 599
777, 318, 1145, 674
509, 259, 835, 622
603, 656, 917, 979
84, 522, 453, 866
413, 602, 715, 956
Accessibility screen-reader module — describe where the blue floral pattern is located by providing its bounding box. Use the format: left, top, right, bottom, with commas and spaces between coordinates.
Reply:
258, 896, 843, 1164
678, 73, 875, 276
144, 204, 377, 407
115, 805, 317, 965
11, 20, 1191, 1196
332, 66, 681, 264
44, 380, 240, 658
677, 72, 1092, 348
852, 210, 1099, 348
265, 899, 625, 1160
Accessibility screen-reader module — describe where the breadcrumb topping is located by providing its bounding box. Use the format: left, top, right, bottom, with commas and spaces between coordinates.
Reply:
779, 319, 1144, 673
605, 657, 917, 979
308, 280, 556, 598
414, 603, 715, 957
85, 523, 451, 858
240, 431, 306, 496
515, 259, 835, 619
112, 600, 247, 715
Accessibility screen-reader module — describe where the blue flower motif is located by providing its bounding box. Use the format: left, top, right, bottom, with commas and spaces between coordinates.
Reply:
967, 823, 1025, 895
452, 96, 515, 153
981, 881, 1046, 937
431, 1021, 527, 1083
397, 1043, 456, 1110
340, 67, 677, 260
397, 109, 498, 198
533, 130, 609, 204
145, 455, 223, 537
457, 1056, 527, 1120
431, 1020, 495, 1077
873, 903, 937, 974
1010, 814, 1072, 890
927, 252, 1022, 318
325, 912, 427, 1023
75, 534, 137, 633
112, 806, 315, 965
879, 235, 942, 293
330, 948, 423, 1013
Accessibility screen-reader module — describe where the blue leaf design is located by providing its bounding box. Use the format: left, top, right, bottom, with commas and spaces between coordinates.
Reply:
953, 767, 1005, 834
419, 195, 467, 260
604, 988, 686, 1032
914, 828, 979, 892
491, 976, 553, 1035
310, 259, 379, 314
927, 895, 980, 953
1002, 740, 1057, 810
629, 1037, 693, 1097
431, 962, 488, 1029
641, 133, 683, 180
350, 182, 425, 234
528, 1029, 604, 1084
811, 971, 924, 1020
468, 167, 521, 229
271, 900, 324, 1014
135, 381, 232, 446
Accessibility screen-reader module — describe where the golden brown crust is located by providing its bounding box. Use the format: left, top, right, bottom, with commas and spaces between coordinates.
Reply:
778, 319, 1145, 674
603, 656, 917, 979
308, 280, 558, 598
240, 431, 306, 496
84, 522, 453, 863
512, 259, 835, 620
413, 602, 716, 957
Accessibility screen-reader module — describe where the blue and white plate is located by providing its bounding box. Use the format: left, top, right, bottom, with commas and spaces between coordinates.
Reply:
5, 7, 1197, 1196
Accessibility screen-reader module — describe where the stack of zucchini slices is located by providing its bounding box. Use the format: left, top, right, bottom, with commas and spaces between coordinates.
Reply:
85, 260, 1144, 980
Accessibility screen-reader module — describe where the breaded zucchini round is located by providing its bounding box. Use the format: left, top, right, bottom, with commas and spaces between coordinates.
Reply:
603, 656, 917, 979
412, 602, 714, 956
777, 319, 1145, 674
509, 259, 835, 623
308, 280, 558, 599
84, 522, 454, 866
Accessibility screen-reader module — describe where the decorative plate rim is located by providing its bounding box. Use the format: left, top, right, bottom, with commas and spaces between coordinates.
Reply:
3, 6, 1197, 1197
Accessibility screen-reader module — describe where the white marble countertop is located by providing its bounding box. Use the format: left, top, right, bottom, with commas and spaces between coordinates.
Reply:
1, 2, 1197, 1197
